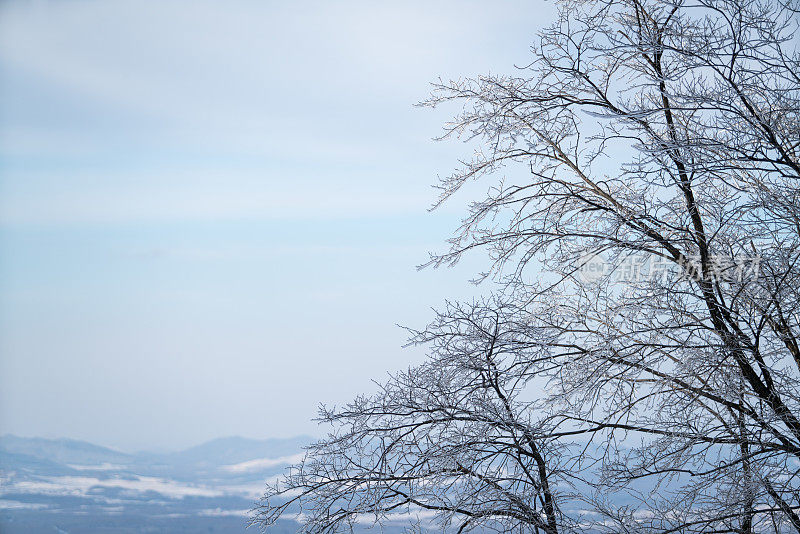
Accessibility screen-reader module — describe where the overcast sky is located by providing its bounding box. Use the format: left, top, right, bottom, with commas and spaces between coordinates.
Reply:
0, 0, 553, 451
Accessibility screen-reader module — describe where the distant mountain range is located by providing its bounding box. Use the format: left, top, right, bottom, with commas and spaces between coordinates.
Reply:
1, 435, 642, 533
0, 434, 312, 534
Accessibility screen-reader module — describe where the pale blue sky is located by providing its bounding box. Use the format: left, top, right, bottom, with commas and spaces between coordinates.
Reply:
0, 0, 552, 451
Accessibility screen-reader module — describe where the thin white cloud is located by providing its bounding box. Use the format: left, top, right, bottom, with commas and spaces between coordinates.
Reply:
199, 508, 249, 517
0, 1, 539, 226
0, 499, 50, 510
9, 475, 223, 499
0, 168, 431, 224
222, 453, 305, 473
0, 1, 506, 135
66, 463, 127, 472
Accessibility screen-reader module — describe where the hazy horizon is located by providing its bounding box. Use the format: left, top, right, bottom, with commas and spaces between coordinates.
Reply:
0, 431, 314, 454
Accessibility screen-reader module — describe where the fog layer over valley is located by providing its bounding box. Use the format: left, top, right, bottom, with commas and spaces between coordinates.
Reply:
0, 435, 312, 533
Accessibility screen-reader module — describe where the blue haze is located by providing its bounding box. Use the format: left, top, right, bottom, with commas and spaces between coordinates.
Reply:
0, 0, 554, 450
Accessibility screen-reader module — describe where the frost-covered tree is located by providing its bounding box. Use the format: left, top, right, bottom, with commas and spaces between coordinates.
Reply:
254, 0, 800, 531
